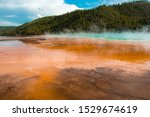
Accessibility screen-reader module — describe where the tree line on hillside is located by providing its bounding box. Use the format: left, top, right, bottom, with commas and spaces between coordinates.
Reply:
0, 26, 16, 35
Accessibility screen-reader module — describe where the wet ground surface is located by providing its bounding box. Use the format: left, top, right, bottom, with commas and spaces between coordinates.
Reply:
0, 67, 150, 100
55, 67, 150, 100
0, 38, 150, 100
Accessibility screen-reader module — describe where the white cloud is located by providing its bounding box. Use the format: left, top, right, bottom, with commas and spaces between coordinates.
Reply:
0, 0, 80, 18
4, 15, 17, 18
0, 21, 20, 26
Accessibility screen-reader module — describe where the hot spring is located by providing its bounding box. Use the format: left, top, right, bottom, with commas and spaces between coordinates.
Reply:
0, 32, 150, 99
47, 32, 150, 42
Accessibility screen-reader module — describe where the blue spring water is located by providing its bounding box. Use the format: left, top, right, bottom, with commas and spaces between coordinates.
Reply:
50, 32, 150, 42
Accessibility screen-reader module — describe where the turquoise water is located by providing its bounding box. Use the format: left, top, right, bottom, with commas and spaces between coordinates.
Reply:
49, 32, 150, 42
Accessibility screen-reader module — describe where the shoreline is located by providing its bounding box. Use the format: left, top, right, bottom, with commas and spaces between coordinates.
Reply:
0, 35, 45, 41
1, 34, 150, 43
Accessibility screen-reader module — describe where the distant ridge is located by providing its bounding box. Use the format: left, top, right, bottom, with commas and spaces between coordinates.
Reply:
2, 1, 150, 36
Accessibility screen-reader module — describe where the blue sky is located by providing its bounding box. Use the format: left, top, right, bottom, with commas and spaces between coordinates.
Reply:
0, 0, 144, 26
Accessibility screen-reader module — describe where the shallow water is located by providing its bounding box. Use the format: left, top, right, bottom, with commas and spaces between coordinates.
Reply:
0, 40, 24, 47
0, 39, 150, 99
0, 40, 78, 99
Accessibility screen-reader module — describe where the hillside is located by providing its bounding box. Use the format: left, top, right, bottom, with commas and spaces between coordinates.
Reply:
3, 1, 150, 36
0, 26, 16, 36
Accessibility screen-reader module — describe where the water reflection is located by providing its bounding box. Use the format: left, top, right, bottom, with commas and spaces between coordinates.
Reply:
0, 40, 24, 47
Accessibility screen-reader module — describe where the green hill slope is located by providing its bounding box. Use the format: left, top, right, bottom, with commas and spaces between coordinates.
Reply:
4, 1, 150, 36
0, 26, 16, 36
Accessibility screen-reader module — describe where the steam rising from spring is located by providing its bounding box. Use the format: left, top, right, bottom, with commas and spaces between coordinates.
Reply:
45, 31, 150, 42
